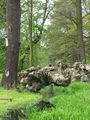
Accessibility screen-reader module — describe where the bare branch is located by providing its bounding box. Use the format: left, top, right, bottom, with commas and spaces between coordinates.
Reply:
59, 11, 77, 25
33, 0, 51, 44
82, 12, 90, 19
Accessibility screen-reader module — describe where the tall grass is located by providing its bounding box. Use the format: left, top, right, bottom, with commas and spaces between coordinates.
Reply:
26, 82, 90, 120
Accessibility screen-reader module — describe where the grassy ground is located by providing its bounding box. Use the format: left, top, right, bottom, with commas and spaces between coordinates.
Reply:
0, 88, 41, 117
27, 82, 90, 120
0, 76, 90, 120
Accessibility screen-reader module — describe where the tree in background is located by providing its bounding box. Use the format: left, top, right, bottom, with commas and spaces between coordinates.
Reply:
28, 0, 33, 67
83, 0, 90, 63
1, 0, 21, 88
20, 0, 53, 67
76, 0, 86, 63
0, 0, 90, 74
46, 0, 90, 64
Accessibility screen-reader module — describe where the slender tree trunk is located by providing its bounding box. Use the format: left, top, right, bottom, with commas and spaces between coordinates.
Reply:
1, 0, 21, 88
33, 43, 39, 66
76, 0, 86, 63
28, 0, 33, 67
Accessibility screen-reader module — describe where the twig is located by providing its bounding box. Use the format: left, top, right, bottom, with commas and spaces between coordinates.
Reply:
0, 98, 12, 102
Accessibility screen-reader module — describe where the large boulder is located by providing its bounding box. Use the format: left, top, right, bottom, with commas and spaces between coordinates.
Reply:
18, 67, 53, 92
72, 62, 90, 82
52, 73, 71, 87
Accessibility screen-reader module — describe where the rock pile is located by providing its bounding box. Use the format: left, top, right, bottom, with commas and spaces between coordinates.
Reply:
18, 66, 54, 92
56, 61, 90, 82
71, 62, 90, 82
18, 62, 90, 92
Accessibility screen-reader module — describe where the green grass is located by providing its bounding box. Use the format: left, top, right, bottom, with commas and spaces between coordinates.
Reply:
27, 82, 90, 120
0, 80, 90, 120
0, 73, 41, 118
0, 88, 41, 117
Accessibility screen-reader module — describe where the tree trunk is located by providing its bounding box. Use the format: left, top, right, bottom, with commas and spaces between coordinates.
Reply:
28, 0, 33, 67
76, 0, 86, 63
1, 0, 21, 88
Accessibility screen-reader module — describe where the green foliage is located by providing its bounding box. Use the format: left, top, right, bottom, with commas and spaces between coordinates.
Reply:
45, 0, 90, 64
32, 43, 48, 67
0, 39, 5, 73
19, 0, 51, 69
0, 0, 90, 73
0, 0, 6, 73
45, 0, 78, 63
0, 0, 6, 28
